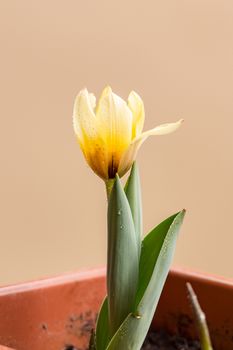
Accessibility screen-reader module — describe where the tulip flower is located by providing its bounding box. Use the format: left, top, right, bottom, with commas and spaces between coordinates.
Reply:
73, 86, 183, 180
72, 86, 185, 350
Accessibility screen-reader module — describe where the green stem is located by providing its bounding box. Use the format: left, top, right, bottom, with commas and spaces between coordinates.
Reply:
105, 178, 115, 201
186, 283, 213, 350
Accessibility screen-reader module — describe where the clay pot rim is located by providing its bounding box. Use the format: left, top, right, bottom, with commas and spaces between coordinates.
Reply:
0, 267, 106, 296
172, 265, 233, 288
0, 265, 232, 297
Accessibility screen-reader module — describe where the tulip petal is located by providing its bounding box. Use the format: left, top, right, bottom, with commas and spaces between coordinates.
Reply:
137, 118, 184, 138
73, 89, 109, 179
96, 86, 133, 178
88, 93, 96, 110
119, 119, 183, 176
73, 89, 96, 141
128, 91, 145, 139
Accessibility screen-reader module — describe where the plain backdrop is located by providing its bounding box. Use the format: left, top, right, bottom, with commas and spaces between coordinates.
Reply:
0, 0, 232, 285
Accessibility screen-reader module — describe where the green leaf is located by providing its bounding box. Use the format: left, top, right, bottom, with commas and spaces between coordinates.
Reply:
135, 212, 178, 307
107, 175, 139, 336
125, 162, 142, 259
106, 210, 185, 350
96, 297, 110, 350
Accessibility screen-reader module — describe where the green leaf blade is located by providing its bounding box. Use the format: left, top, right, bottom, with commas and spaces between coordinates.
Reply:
137, 210, 185, 317
107, 175, 139, 336
107, 210, 186, 350
96, 297, 110, 350
125, 162, 143, 259
135, 212, 179, 307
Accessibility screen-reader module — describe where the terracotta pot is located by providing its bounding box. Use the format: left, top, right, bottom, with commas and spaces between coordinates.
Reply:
0, 267, 232, 350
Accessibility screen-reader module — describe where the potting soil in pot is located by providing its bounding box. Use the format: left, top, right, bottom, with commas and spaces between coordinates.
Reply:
141, 330, 201, 350
63, 330, 200, 350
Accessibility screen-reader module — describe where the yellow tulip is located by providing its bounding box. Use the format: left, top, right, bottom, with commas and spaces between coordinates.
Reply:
73, 86, 183, 180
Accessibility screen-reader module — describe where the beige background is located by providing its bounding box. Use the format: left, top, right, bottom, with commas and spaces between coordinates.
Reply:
0, 1, 232, 286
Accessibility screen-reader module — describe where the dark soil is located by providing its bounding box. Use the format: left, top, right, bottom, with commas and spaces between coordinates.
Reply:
63, 330, 200, 350
141, 329, 201, 350
62, 314, 201, 350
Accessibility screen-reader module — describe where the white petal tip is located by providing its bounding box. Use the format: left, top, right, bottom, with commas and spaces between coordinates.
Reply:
102, 85, 112, 95
79, 88, 88, 95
